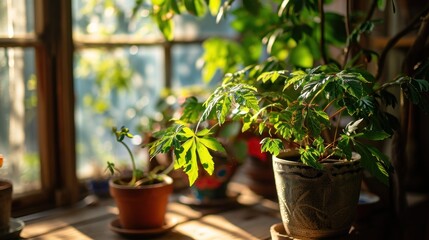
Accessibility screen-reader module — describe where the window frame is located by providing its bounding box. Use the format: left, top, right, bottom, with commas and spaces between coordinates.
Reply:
1, 0, 79, 215
2, 0, 226, 215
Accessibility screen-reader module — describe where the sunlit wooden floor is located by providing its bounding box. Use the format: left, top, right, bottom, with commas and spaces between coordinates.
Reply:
16, 163, 429, 240
20, 182, 282, 240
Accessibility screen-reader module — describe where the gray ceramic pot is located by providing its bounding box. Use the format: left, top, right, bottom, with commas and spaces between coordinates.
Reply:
273, 153, 362, 239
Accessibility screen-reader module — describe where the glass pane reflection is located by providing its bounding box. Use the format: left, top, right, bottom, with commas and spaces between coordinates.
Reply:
0, 47, 41, 195
74, 47, 164, 178
0, 0, 35, 37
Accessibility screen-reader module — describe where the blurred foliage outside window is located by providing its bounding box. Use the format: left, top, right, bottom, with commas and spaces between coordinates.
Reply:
73, 0, 236, 179
0, 0, 41, 195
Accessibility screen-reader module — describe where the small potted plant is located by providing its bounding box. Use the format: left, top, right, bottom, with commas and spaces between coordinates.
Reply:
144, 0, 429, 239
107, 126, 174, 233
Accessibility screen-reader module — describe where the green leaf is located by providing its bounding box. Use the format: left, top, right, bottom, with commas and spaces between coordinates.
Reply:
180, 97, 205, 123
260, 137, 284, 156
299, 147, 323, 170
198, 137, 226, 153
184, 0, 207, 16
196, 128, 211, 137
184, 141, 199, 185
379, 89, 397, 108
324, 12, 347, 46
156, 16, 174, 40
196, 139, 215, 175
377, 0, 386, 10
339, 74, 366, 99
360, 130, 391, 141
182, 126, 196, 138
217, 96, 232, 124
355, 142, 390, 185
242, 0, 262, 15
305, 108, 330, 136
284, 70, 306, 89
176, 138, 193, 169
289, 44, 313, 68
208, 0, 221, 15
168, 0, 181, 14
337, 134, 352, 160
412, 78, 429, 92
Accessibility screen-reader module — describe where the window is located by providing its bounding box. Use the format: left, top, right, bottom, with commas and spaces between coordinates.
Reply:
72, 1, 235, 180
1, 0, 78, 214
1, 0, 236, 213
0, 0, 47, 208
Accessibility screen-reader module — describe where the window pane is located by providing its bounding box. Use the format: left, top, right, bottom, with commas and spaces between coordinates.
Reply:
0, 47, 40, 195
72, 1, 235, 40
0, 0, 35, 37
174, 14, 235, 39
74, 47, 165, 179
172, 44, 221, 89
72, 0, 163, 40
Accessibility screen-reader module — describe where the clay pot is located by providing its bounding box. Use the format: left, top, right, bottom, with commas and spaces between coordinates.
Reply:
0, 181, 12, 233
109, 175, 173, 229
273, 153, 362, 239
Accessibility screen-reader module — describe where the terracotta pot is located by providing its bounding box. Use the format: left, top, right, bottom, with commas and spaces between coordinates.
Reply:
0, 181, 12, 233
109, 175, 173, 230
273, 153, 362, 239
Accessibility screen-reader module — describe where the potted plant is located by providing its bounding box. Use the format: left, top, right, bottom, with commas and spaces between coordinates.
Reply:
143, 0, 429, 239
107, 126, 174, 233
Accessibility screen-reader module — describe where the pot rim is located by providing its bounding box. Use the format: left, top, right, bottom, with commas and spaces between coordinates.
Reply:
273, 151, 361, 167
109, 174, 173, 189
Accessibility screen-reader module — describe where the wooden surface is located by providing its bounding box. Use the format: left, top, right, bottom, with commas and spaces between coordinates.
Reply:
19, 182, 282, 240
17, 161, 429, 240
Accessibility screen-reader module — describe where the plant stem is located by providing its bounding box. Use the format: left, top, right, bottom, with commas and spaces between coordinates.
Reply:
342, 0, 351, 69
329, 106, 347, 120
318, 0, 328, 65
161, 156, 175, 175
120, 141, 137, 186
376, 5, 429, 80
363, 0, 378, 24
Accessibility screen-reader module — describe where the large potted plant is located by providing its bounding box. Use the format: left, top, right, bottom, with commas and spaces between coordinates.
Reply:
141, 0, 429, 238
107, 126, 174, 236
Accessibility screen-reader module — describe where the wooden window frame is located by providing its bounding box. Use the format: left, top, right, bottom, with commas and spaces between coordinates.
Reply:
1, 0, 79, 215
2, 0, 217, 215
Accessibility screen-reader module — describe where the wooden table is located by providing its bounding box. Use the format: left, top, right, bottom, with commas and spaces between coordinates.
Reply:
19, 182, 283, 240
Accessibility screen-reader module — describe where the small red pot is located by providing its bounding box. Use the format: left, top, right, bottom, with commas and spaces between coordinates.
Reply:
109, 175, 173, 230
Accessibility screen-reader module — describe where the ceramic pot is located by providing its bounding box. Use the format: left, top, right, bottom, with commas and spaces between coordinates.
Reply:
109, 175, 173, 230
273, 153, 362, 239
0, 181, 12, 233
86, 178, 110, 198
245, 156, 277, 198
191, 152, 238, 202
